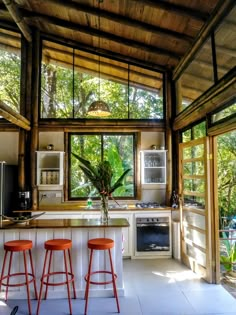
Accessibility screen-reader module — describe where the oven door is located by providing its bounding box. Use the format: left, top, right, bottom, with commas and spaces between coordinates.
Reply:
136, 222, 170, 251
134, 213, 172, 258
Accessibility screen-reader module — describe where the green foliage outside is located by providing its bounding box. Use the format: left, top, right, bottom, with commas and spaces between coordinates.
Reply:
220, 232, 236, 272
40, 62, 163, 119
0, 49, 21, 111
70, 134, 134, 199
218, 130, 236, 228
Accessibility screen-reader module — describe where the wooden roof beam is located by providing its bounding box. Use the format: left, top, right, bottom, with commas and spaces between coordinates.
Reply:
42, 33, 168, 72
0, 100, 31, 130
2, 0, 31, 42
23, 12, 182, 60
38, 0, 193, 44
173, 0, 235, 80
131, 0, 209, 22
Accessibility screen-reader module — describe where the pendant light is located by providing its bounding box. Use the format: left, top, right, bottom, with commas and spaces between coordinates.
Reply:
87, 1, 111, 117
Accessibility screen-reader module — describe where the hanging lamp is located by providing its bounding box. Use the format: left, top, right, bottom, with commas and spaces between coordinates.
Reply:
87, 1, 111, 117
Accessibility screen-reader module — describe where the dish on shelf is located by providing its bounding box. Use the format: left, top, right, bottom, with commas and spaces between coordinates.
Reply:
0, 212, 45, 224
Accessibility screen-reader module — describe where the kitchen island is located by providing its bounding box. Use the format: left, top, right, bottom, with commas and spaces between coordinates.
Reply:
0, 218, 129, 299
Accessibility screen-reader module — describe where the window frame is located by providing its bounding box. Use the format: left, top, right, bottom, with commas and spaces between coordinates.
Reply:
68, 132, 138, 200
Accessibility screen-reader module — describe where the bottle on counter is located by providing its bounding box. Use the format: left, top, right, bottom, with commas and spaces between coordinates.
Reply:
87, 198, 93, 209
171, 190, 179, 208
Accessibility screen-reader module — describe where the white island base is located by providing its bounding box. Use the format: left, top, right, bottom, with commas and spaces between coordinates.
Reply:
0, 219, 127, 299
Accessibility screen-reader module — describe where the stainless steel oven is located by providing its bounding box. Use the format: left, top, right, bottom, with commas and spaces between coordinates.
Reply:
135, 212, 172, 258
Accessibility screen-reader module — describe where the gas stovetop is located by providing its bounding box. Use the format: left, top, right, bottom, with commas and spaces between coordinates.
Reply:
135, 202, 163, 209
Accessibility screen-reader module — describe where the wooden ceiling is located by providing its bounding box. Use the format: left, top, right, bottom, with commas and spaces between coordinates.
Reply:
0, 0, 235, 99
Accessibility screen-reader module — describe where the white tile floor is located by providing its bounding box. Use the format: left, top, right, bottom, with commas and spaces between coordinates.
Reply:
1, 258, 236, 315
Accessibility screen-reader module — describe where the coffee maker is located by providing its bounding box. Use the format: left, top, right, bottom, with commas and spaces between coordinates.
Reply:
18, 191, 31, 210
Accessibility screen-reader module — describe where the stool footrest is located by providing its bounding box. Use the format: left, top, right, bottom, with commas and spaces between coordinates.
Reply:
85, 270, 117, 285
1, 273, 36, 287
41, 271, 75, 287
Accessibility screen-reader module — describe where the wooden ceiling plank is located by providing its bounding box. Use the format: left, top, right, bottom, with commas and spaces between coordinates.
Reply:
131, 0, 209, 22
2, 0, 32, 41
37, 0, 193, 44
42, 32, 167, 72
22, 11, 182, 59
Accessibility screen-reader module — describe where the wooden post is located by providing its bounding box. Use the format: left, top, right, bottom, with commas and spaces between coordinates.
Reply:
31, 30, 41, 210
165, 71, 173, 206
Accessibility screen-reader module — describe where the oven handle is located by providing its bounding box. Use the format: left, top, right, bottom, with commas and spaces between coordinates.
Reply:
137, 223, 169, 227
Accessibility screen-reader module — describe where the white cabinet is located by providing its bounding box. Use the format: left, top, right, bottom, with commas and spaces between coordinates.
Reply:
36, 151, 64, 190
109, 212, 133, 257
141, 150, 167, 184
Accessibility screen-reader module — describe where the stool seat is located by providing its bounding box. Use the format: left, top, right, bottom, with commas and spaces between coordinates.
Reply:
84, 237, 120, 315
0, 240, 38, 315
44, 239, 72, 250
4, 240, 32, 252
87, 238, 114, 250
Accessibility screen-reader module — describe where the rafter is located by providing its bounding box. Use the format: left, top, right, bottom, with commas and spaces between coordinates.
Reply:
2, 0, 31, 41
22, 11, 182, 60
42, 33, 168, 72
37, 0, 193, 44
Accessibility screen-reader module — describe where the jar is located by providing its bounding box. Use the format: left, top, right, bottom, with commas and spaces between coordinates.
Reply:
46, 144, 54, 150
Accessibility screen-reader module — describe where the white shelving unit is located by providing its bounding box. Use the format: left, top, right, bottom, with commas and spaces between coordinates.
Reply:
36, 151, 64, 190
141, 150, 167, 184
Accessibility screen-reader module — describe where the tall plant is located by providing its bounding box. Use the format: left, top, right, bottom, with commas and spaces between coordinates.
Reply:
71, 153, 131, 221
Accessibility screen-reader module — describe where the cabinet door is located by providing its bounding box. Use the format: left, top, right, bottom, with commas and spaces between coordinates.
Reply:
141, 150, 167, 184
109, 213, 133, 257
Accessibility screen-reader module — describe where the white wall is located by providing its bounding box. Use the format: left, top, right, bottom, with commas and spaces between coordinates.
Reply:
0, 132, 19, 165
39, 132, 64, 151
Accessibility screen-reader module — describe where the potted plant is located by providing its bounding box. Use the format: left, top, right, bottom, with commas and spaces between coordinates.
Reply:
220, 232, 236, 277
72, 153, 131, 222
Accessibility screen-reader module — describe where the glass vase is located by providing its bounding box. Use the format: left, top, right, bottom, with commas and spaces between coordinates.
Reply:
100, 195, 109, 223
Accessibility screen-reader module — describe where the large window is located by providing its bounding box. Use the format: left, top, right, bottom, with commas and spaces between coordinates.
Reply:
41, 40, 163, 119
69, 133, 135, 199
0, 28, 21, 112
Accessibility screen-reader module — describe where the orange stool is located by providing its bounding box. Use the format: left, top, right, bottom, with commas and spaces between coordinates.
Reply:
0, 240, 38, 315
84, 238, 120, 315
36, 239, 76, 315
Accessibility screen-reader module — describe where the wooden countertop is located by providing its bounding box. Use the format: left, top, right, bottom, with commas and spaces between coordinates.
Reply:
0, 218, 130, 230
14, 205, 172, 213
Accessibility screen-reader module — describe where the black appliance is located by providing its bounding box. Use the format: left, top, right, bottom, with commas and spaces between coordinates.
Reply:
136, 217, 170, 251
18, 191, 31, 210
0, 162, 18, 216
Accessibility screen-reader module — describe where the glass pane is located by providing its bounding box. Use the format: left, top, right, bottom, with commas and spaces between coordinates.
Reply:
183, 226, 206, 249
183, 161, 204, 176
193, 122, 206, 139
129, 66, 163, 119
186, 244, 206, 267
184, 179, 205, 193
183, 195, 205, 210
0, 29, 21, 112
103, 135, 134, 197
41, 42, 74, 118
215, 6, 236, 80
212, 102, 236, 124
182, 129, 191, 143
183, 210, 206, 229
183, 144, 204, 159
176, 37, 214, 113
70, 135, 101, 197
